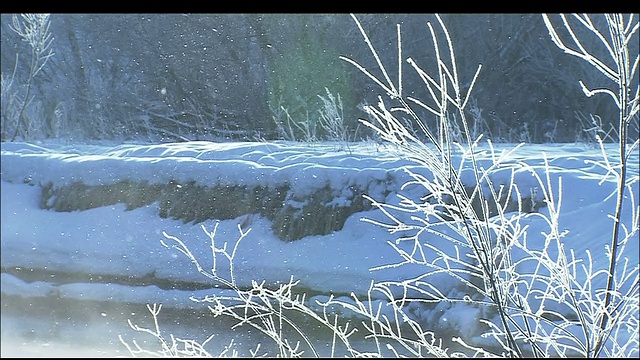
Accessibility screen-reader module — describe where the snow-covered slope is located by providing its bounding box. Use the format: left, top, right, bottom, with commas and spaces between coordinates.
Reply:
1, 139, 638, 356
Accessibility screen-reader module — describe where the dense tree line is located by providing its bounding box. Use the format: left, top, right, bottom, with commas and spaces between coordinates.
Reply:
1, 14, 637, 143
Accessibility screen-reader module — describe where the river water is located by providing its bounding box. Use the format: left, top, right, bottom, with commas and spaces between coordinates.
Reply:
1, 291, 417, 357
2, 292, 279, 357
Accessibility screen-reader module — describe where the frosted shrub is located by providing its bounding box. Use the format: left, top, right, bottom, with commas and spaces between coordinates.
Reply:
2, 13, 54, 141
318, 87, 347, 142
271, 87, 352, 149
1, 73, 20, 140
121, 223, 374, 357
339, 13, 638, 357
542, 13, 639, 356
271, 98, 318, 142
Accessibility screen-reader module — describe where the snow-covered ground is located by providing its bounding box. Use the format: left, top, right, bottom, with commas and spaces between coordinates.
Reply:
1, 139, 638, 357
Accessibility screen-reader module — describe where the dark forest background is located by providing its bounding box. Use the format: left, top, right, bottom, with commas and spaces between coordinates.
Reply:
1, 14, 637, 143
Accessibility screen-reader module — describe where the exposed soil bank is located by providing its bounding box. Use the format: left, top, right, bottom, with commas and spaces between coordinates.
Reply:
40, 179, 376, 241
40, 177, 543, 242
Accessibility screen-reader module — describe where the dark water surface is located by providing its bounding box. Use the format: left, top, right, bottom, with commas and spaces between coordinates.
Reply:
1, 291, 391, 357
1, 292, 271, 357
